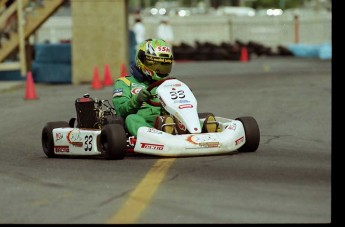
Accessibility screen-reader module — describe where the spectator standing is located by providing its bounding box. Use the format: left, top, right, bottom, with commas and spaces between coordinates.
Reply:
128, 29, 137, 65
132, 17, 145, 49
156, 18, 174, 45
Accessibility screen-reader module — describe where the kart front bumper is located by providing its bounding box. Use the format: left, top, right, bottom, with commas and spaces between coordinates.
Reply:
134, 120, 246, 157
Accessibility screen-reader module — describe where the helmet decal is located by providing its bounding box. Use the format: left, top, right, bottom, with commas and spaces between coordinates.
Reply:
156, 46, 171, 53
146, 42, 156, 55
142, 66, 154, 77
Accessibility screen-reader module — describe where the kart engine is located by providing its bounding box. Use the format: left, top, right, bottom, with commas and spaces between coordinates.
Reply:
75, 93, 122, 129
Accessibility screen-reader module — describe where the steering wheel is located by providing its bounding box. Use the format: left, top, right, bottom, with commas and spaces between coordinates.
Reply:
146, 77, 174, 106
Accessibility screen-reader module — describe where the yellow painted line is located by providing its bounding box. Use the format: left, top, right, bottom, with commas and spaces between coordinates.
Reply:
107, 157, 176, 224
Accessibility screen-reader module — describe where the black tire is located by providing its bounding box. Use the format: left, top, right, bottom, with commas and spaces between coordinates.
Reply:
236, 116, 260, 152
104, 115, 124, 127
42, 121, 69, 158
100, 124, 126, 160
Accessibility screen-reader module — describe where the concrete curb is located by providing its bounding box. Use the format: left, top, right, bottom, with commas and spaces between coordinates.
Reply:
0, 81, 25, 93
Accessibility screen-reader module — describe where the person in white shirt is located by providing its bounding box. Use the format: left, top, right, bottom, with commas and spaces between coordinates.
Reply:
156, 18, 174, 45
132, 17, 146, 49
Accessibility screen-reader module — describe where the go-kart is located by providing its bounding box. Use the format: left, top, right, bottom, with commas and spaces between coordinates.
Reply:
41, 78, 260, 160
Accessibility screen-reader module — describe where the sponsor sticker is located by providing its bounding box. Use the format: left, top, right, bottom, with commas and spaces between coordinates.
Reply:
178, 104, 193, 109
199, 142, 220, 148
186, 134, 220, 148
227, 123, 237, 131
235, 136, 244, 145
174, 100, 190, 103
112, 88, 123, 97
55, 146, 69, 153
55, 133, 63, 141
140, 142, 164, 150
163, 83, 182, 88
147, 128, 163, 134
67, 129, 83, 147
131, 87, 143, 95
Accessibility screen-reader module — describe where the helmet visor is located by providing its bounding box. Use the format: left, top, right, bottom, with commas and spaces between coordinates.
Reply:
144, 55, 172, 76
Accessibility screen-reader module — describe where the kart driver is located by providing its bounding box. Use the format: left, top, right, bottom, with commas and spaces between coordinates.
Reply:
112, 38, 175, 137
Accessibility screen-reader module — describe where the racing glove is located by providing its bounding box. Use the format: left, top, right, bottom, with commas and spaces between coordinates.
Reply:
131, 88, 151, 107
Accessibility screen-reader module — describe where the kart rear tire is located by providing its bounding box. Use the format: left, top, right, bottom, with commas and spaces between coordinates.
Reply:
236, 116, 260, 152
100, 124, 126, 160
104, 115, 124, 127
42, 121, 69, 158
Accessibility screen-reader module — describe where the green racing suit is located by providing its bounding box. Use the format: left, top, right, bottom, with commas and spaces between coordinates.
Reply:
112, 75, 161, 137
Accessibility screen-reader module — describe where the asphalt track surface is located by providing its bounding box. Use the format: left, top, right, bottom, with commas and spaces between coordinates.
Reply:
0, 57, 332, 224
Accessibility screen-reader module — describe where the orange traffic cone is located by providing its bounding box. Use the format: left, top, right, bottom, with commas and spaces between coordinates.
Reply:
24, 71, 38, 100
103, 64, 113, 86
240, 47, 248, 62
91, 66, 103, 90
120, 63, 128, 77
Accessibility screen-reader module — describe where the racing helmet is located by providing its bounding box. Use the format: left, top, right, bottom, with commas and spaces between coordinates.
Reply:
135, 38, 173, 81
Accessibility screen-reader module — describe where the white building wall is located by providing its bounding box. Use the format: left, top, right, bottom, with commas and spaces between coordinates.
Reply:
34, 13, 332, 49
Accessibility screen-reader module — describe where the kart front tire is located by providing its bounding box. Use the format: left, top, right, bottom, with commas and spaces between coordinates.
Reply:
100, 124, 126, 160
42, 121, 69, 158
236, 116, 260, 152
